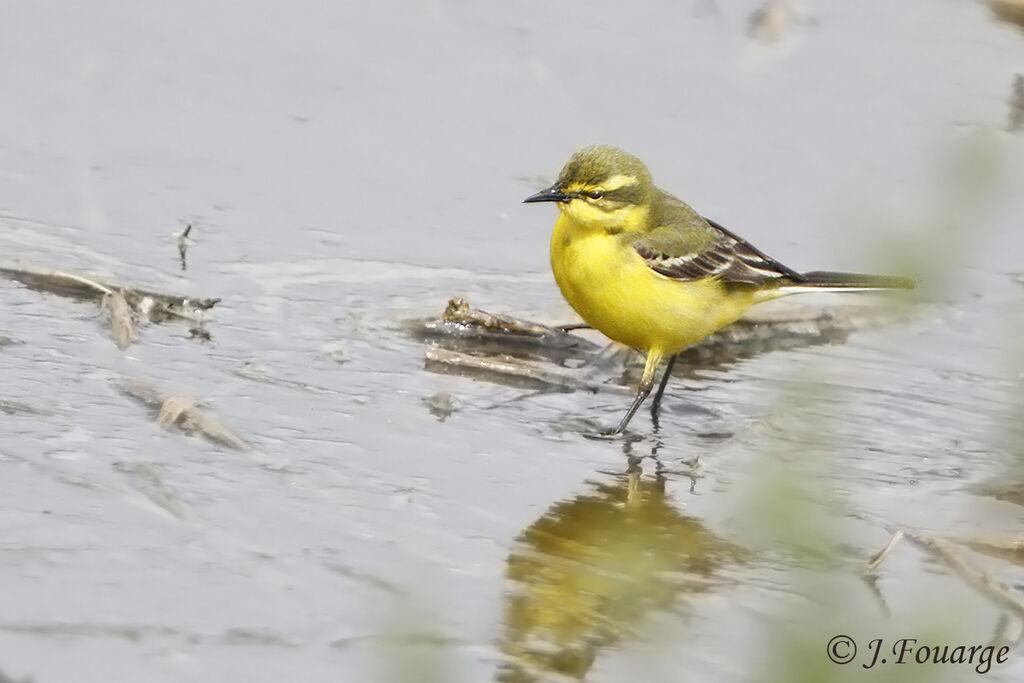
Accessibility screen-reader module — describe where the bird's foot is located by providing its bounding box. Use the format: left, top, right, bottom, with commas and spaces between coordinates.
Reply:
592, 426, 625, 440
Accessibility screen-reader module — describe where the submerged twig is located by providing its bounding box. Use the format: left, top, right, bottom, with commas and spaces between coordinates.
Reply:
416, 297, 599, 355
865, 527, 1024, 619
0, 399, 53, 417
992, 612, 1024, 650
960, 535, 1024, 566
113, 460, 188, 520
234, 361, 338, 395
0, 266, 220, 318
861, 573, 893, 619
0, 267, 114, 299
906, 531, 1024, 618
417, 296, 914, 389
425, 347, 607, 392
0, 265, 220, 347
865, 529, 905, 574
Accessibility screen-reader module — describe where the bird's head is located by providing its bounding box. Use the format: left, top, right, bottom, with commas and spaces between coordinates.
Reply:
523, 145, 654, 233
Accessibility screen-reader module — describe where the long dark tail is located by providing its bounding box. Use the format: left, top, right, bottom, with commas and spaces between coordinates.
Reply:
787, 270, 916, 291
770, 270, 917, 294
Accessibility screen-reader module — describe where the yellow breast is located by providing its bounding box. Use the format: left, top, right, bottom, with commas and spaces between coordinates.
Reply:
550, 214, 756, 355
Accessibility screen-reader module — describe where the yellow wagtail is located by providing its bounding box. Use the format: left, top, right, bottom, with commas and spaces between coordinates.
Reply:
524, 145, 914, 436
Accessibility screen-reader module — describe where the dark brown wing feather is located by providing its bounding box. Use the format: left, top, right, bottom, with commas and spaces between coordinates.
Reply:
701, 216, 805, 283
631, 191, 805, 286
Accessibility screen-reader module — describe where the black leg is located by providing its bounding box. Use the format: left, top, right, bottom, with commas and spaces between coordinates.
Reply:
650, 354, 677, 417
601, 379, 653, 437
598, 351, 663, 437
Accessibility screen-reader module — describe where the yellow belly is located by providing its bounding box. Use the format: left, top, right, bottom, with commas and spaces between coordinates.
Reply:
550, 214, 757, 355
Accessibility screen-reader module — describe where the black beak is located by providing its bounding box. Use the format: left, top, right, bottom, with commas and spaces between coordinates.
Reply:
523, 186, 571, 204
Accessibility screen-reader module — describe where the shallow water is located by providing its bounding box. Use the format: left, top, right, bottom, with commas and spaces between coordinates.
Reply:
2, 1, 1024, 681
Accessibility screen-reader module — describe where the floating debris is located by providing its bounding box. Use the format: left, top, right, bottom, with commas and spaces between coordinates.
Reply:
113, 460, 188, 520
417, 297, 913, 390
422, 391, 457, 422
748, 0, 796, 43
0, 620, 296, 648
413, 297, 600, 361
961, 535, 1024, 566
329, 631, 467, 651
188, 326, 212, 342
177, 223, 194, 272
0, 399, 53, 417
0, 265, 220, 317
319, 340, 349, 365
0, 264, 220, 347
116, 378, 249, 451
101, 290, 138, 349
425, 348, 607, 393
866, 527, 1024, 618
322, 560, 407, 595
234, 360, 338, 395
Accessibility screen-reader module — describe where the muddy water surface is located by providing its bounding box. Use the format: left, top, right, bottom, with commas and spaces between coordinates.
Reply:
2, 1, 1024, 682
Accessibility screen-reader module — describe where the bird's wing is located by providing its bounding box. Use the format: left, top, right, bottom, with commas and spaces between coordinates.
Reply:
632, 194, 805, 286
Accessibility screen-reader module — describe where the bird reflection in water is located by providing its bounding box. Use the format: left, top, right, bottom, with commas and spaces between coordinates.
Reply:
496, 451, 746, 682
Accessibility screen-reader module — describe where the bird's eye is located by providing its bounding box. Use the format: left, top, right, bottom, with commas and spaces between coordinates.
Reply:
587, 189, 605, 199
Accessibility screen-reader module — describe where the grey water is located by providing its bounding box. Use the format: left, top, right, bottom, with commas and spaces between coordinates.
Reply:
2, 1, 1024, 681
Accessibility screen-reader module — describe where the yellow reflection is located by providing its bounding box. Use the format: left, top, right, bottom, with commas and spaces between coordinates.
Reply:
497, 458, 746, 681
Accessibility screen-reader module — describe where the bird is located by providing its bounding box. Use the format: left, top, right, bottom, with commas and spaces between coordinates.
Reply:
523, 145, 914, 436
